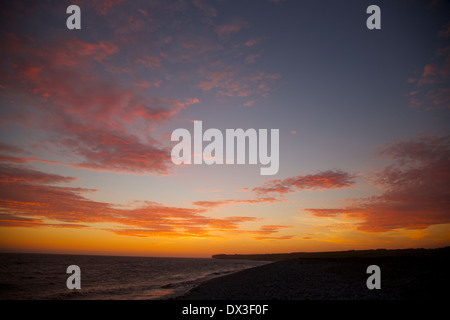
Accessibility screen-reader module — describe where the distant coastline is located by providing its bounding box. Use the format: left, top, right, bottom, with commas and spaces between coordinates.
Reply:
212, 247, 450, 261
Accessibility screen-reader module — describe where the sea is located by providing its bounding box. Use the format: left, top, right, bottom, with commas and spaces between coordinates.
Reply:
0, 253, 269, 300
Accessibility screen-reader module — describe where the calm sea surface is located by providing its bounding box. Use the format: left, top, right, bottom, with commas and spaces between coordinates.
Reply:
0, 253, 269, 300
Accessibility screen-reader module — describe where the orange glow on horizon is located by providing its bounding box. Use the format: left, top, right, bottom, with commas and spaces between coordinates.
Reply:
2, 222, 449, 258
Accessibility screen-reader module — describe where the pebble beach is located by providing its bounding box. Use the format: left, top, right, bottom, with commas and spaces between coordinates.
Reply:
177, 249, 450, 300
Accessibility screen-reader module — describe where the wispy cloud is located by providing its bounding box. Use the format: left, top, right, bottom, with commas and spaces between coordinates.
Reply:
253, 170, 356, 194
192, 0, 218, 19
192, 169, 355, 210
192, 197, 283, 208
215, 19, 249, 38
0, 163, 76, 184
245, 37, 265, 47
198, 61, 281, 99
243, 100, 256, 107
253, 235, 293, 241
90, 0, 126, 15
135, 54, 162, 68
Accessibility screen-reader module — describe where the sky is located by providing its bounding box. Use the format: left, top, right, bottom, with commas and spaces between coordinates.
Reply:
0, 0, 449, 258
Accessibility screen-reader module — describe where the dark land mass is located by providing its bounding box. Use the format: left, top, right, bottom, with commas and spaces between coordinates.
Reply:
178, 247, 450, 300
212, 247, 447, 261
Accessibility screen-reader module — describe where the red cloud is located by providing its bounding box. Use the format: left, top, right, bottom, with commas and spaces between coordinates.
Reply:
68, 39, 119, 62
245, 38, 264, 47
253, 170, 355, 194
408, 24, 450, 110
0, 143, 25, 155
92, 0, 125, 15
65, 129, 170, 174
0, 152, 65, 166
305, 135, 450, 233
0, 163, 76, 184
135, 54, 161, 68
0, 33, 195, 174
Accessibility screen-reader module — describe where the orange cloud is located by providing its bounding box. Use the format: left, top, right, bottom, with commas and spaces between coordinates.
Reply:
0, 212, 88, 229
0, 163, 268, 238
192, 197, 283, 208
253, 235, 292, 241
304, 208, 352, 218
256, 224, 292, 235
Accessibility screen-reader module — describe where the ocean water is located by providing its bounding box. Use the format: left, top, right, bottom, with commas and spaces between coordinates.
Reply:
0, 253, 269, 300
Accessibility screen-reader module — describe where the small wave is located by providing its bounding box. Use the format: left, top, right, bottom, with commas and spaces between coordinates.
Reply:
160, 269, 236, 292
209, 270, 233, 276
42, 282, 158, 300
160, 279, 196, 289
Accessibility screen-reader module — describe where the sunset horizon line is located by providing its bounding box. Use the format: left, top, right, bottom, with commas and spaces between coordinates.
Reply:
2, 245, 448, 260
